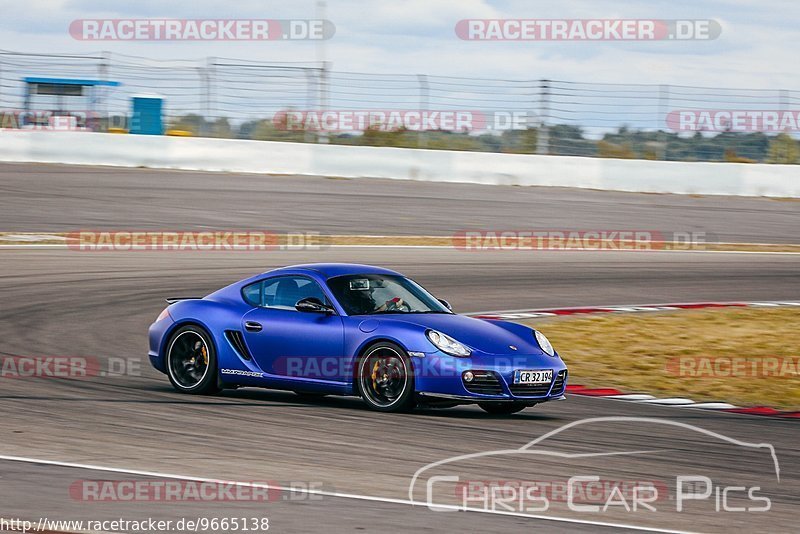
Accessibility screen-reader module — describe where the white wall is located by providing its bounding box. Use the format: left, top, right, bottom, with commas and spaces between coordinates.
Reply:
1, 130, 798, 197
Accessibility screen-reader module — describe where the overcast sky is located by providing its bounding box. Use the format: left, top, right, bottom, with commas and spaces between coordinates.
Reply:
1, 0, 797, 90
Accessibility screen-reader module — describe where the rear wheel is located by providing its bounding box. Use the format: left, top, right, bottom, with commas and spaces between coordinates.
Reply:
166, 325, 219, 395
357, 342, 416, 412
478, 402, 529, 415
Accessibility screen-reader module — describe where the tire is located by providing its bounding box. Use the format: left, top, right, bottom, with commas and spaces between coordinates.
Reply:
478, 402, 529, 415
166, 325, 220, 395
356, 341, 416, 413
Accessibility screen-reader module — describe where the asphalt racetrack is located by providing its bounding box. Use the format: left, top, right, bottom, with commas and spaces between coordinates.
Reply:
0, 164, 799, 533
1, 162, 799, 243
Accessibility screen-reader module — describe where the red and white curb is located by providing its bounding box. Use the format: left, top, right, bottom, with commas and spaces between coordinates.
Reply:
467, 301, 800, 419
469, 300, 800, 320
565, 384, 800, 419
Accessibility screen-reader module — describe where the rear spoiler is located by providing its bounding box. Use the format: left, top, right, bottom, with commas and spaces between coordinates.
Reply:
165, 296, 203, 304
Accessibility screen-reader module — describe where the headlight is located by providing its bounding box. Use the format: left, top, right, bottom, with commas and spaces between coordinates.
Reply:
426, 330, 471, 357
534, 330, 555, 357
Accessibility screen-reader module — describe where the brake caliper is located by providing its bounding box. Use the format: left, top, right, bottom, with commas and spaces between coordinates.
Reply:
371, 360, 381, 389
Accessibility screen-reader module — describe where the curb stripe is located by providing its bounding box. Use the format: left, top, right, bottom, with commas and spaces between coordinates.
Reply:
679, 402, 737, 410
636, 398, 697, 406
469, 301, 800, 320
575, 389, 625, 396
567, 383, 798, 419
604, 394, 657, 401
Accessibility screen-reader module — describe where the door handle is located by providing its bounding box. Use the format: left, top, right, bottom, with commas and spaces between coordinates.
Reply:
245, 321, 262, 332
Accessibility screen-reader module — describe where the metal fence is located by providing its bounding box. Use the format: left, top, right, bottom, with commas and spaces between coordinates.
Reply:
1, 49, 799, 159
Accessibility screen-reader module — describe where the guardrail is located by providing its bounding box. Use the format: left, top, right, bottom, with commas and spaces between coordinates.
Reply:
1, 130, 798, 197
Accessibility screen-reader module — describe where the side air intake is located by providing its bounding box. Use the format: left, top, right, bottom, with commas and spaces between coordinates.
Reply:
225, 330, 252, 360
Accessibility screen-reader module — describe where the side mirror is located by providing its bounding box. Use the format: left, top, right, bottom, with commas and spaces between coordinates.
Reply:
438, 298, 452, 311
296, 297, 334, 314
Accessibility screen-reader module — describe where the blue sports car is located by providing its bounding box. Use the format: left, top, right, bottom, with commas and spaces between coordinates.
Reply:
148, 263, 568, 414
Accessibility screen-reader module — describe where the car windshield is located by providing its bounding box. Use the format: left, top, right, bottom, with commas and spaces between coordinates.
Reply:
327, 274, 451, 316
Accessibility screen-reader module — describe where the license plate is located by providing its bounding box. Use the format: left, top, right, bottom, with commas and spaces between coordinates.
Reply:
513, 369, 553, 385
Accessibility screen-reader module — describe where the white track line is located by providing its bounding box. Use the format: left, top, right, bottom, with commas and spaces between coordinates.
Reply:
0, 454, 696, 534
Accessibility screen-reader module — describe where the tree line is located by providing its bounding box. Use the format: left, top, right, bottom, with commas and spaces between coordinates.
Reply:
166, 114, 800, 164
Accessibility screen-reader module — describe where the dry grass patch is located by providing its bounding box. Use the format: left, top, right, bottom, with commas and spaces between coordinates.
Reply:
519, 308, 800, 410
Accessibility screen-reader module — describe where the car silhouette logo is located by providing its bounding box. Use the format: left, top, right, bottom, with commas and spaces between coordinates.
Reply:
509, 345, 518, 350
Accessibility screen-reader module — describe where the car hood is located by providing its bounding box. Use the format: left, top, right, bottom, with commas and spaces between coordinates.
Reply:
378, 313, 546, 355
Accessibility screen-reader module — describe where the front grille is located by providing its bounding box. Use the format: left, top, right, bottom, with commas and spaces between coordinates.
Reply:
463, 371, 503, 395
510, 381, 552, 396
551, 370, 568, 394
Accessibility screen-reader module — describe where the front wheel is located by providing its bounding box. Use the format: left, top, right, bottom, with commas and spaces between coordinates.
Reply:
478, 402, 529, 415
166, 325, 220, 395
357, 342, 416, 412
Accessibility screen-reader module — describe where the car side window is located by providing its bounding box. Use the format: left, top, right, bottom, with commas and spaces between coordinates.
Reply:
262, 276, 328, 311
242, 281, 262, 306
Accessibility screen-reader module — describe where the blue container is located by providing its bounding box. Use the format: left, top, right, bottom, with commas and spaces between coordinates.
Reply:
130, 96, 164, 135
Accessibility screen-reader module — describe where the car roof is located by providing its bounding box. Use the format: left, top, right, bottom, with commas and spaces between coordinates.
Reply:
262, 263, 403, 279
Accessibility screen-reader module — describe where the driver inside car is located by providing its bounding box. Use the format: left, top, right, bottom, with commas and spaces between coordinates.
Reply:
341, 279, 406, 314
374, 296, 405, 312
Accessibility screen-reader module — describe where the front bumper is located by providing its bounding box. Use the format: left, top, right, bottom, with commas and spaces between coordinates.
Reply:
412, 351, 568, 402
418, 392, 567, 404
